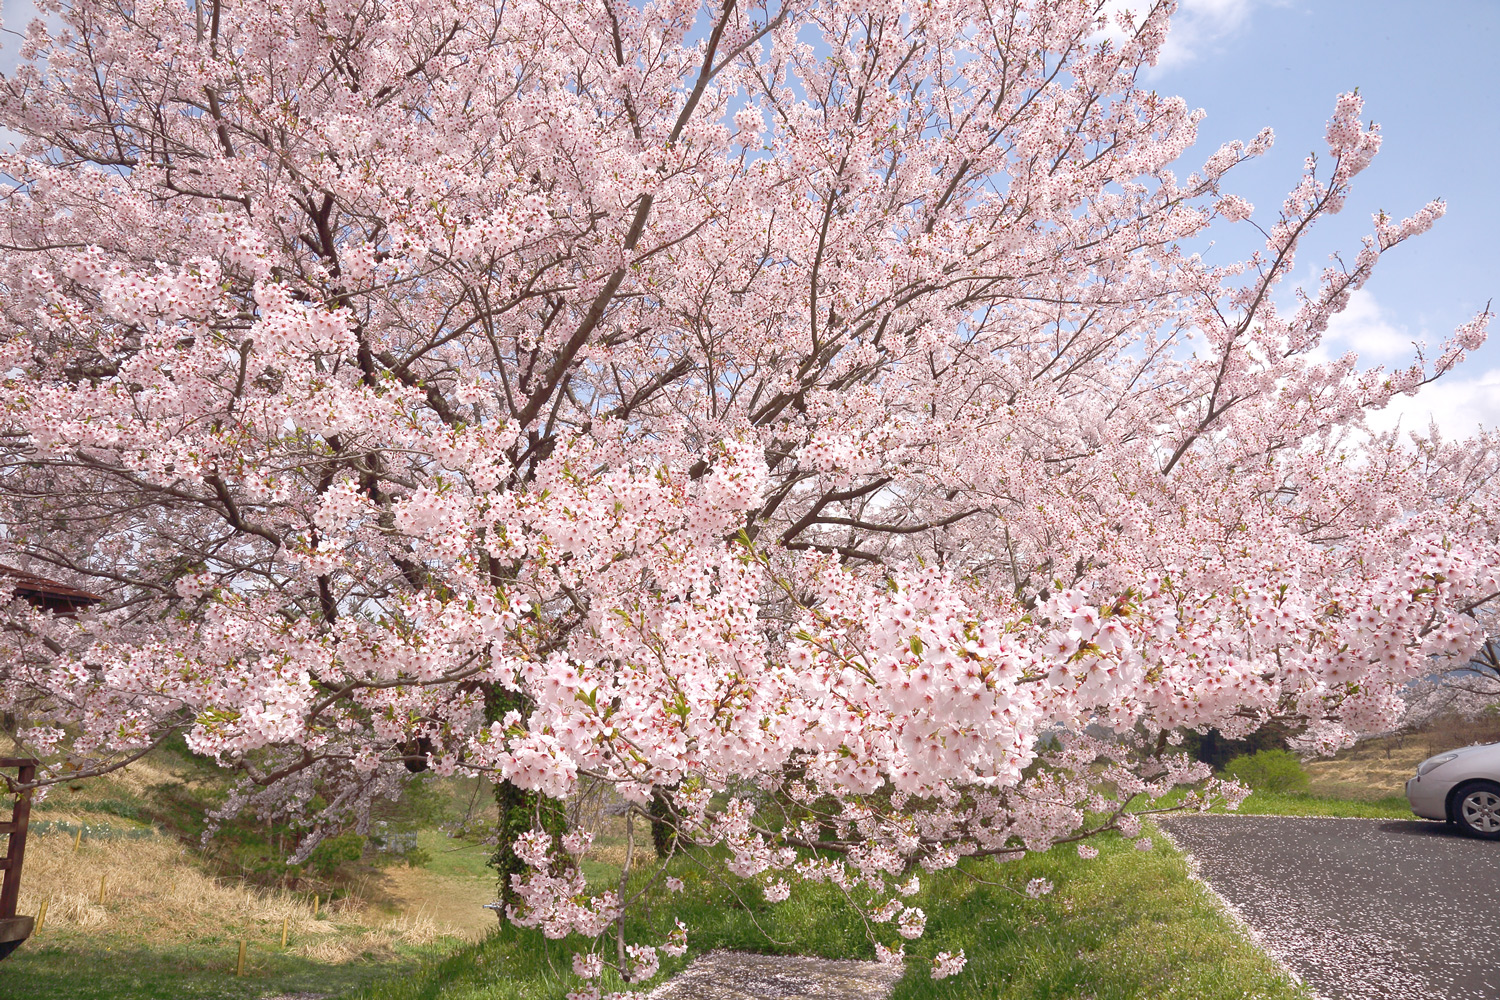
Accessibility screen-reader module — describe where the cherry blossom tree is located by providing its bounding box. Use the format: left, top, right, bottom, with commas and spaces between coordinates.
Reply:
1402, 617, 1500, 725
1439, 638, 1500, 704
0, 0, 1496, 985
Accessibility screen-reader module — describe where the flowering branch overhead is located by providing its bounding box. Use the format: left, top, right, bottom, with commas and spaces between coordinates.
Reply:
0, 0, 1495, 985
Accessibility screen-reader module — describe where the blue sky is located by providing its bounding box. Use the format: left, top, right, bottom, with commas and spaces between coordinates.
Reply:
1, 0, 1495, 432
1136, 0, 1500, 435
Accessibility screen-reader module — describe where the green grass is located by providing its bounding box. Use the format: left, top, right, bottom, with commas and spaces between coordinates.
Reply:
32, 793, 153, 825
1230, 790, 1412, 818
1141, 786, 1414, 820
353, 829, 1309, 1000
7, 754, 1339, 1000
414, 829, 493, 880
0, 934, 451, 1000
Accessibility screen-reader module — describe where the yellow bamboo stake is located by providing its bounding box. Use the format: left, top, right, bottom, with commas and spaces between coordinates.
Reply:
280, 915, 289, 948
98, 873, 107, 905
35, 897, 49, 934
73, 827, 82, 852
312, 893, 320, 918
235, 940, 246, 977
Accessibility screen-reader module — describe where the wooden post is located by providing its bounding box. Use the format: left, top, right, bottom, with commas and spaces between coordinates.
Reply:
0, 758, 36, 920
73, 827, 81, 852
280, 915, 288, 948
235, 939, 246, 976
312, 893, 320, 918
99, 873, 107, 905
35, 897, 48, 934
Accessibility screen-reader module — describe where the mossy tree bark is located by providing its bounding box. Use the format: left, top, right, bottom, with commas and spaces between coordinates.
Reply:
485, 684, 567, 910
649, 786, 675, 859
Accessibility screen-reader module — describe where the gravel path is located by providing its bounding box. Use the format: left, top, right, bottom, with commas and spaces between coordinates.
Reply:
641, 951, 904, 1000
1159, 815, 1500, 1000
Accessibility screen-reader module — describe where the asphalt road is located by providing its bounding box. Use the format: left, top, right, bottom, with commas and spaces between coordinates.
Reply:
1158, 815, 1500, 1000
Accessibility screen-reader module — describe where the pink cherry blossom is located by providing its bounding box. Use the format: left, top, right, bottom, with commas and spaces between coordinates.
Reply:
573, 952, 604, 980
0, 0, 1493, 986
932, 950, 968, 979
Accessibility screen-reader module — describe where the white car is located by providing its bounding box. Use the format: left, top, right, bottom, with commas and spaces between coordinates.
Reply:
1406, 742, 1500, 839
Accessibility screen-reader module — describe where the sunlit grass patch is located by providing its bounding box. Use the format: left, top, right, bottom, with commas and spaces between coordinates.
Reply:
1231, 790, 1412, 818
355, 829, 1309, 1000
1142, 783, 1413, 819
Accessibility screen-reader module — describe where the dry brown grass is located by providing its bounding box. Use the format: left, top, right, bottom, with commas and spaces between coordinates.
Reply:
292, 913, 441, 963
374, 864, 495, 940
1303, 743, 1430, 800
17, 830, 444, 956
1303, 714, 1500, 801
582, 810, 651, 871
1, 733, 194, 798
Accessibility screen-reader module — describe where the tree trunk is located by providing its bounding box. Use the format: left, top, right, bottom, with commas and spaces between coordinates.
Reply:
485, 683, 567, 911
649, 786, 675, 859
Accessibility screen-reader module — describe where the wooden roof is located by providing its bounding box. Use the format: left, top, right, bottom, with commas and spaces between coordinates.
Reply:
0, 565, 102, 611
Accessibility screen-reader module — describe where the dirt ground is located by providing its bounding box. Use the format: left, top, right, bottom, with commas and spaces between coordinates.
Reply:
374, 862, 498, 939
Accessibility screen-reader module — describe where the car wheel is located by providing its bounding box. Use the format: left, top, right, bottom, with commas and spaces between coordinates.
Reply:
1451, 781, 1500, 840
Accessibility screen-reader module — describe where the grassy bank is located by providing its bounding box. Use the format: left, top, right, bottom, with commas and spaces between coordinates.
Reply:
0, 738, 513, 999
354, 829, 1310, 1000
1232, 790, 1412, 818
1139, 786, 1414, 820
0, 829, 467, 1000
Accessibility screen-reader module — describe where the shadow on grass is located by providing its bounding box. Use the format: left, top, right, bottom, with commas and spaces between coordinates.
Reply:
0, 935, 442, 1000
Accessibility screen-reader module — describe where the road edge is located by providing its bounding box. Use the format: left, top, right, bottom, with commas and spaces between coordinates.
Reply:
1153, 819, 1325, 1000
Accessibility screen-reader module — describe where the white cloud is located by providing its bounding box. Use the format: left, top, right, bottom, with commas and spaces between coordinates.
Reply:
1320, 288, 1417, 363
1304, 288, 1499, 438
1159, 0, 1258, 68
1102, 0, 1264, 71
1367, 368, 1500, 439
